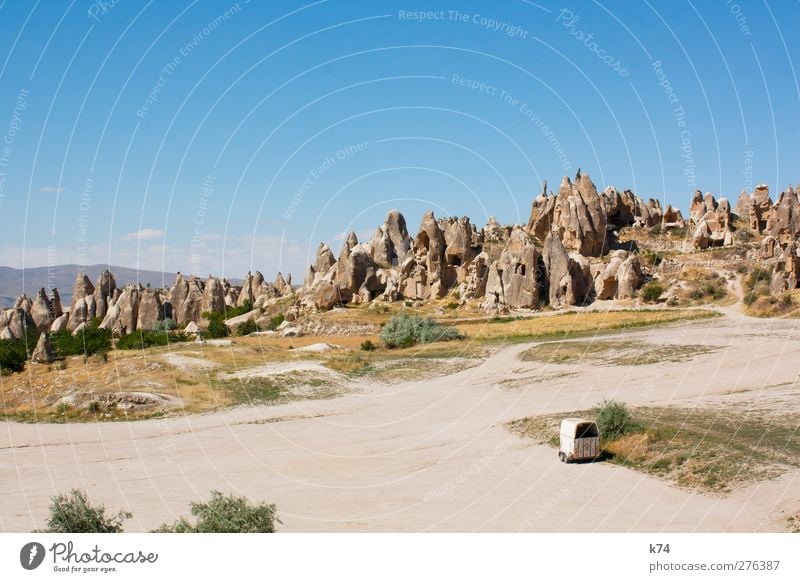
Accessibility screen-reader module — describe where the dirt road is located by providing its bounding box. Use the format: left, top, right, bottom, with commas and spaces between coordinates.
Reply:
2, 311, 799, 532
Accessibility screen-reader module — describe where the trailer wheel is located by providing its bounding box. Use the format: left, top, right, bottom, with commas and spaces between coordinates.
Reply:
559, 452, 566, 463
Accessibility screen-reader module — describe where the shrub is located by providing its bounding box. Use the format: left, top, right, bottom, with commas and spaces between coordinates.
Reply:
202, 311, 229, 338
43, 489, 131, 533
266, 313, 285, 331
51, 319, 110, 358
116, 330, 190, 350
445, 301, 459, 310
689, 282, 726, 301
0, 340, 28, 373
360, 340, 376, 352
236, 319, 258, 336
379, 314, 463, 348
153, 318, 178, 332
153, 491, 280, 533
223, 301, 252, 319
640, 282, 665, 303
641, 249, 663, 266
747, 267, 772, 289
595, 400, 640, 441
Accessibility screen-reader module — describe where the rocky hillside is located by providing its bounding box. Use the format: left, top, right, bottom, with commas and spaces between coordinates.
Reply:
3, 170, 800, 343
0, 264, 179, 308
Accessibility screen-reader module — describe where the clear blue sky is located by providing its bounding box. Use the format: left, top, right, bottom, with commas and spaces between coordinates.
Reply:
0, 0, 797, 279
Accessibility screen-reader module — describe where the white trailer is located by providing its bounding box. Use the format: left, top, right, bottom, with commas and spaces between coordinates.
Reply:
559, 418, 600, 463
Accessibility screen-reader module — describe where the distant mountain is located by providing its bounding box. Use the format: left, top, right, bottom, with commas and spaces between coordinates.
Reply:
0, 264, 180, 308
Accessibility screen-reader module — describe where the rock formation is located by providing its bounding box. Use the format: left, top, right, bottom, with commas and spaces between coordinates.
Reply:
67, 272, 95, 331
691, 192, 734, 249
30, 333, 55, 364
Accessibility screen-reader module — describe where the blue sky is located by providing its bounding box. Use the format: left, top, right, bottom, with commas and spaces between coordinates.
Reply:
0, 0, 797, 279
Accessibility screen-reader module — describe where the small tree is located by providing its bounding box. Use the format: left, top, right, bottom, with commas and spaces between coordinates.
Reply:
236, 319, 258, 336
203, 311, 229, 338
0, 340, 27, 373
640, 282, 665, 303
379, 314, 462, 348
43, 489, 131, 533
154, 491, 280, 533
153, 318, 178, 332
595, 400, 639, 441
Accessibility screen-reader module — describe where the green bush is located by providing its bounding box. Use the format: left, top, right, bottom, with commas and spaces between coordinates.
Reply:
223, 301, 252, 319
49, 318, 110, 358
747, 267, 772, 288
360, 340, 376, 351
236, 319, 258, 336
153, 491, 280, 533
689, 282, 726, 301
153, 318, 178, 332
43, 489, 131, 533
0, 340, 28, 373
595, 400, 640, 441
379, 314, 463, 348
641, 249, 663, 266
202, 311, 229, 338
116, 330, 190, 350
445, 301, 459, 310
266, 313, 285, 331
640, 282, 665, 303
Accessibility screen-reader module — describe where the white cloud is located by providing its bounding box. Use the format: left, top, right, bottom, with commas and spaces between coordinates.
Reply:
39, 185, 65, 193
121, 228, 163, 241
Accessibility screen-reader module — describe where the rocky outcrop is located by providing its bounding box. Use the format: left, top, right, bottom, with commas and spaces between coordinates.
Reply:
770, 241, 800, 295
30, 288, 53, 331
734, 190, 750, 221
312, 281, 341, 311
691, 193, 734, 249
767, 186, 800, 245
371, 210, 411, 266
67, 272, 96, 331
661, 204, 685, 230
483, 216, 509, 243
749, 184, 773, 233
593, 251, 627, 300
415, 211, 446, 284
1, 308, 35, 340
201, 277, 225, 315
527, 171, 662, 257
616, 255, 644, 299
31, 333, 55, 364
93, 270, 116, 320
115, 286, 141, 335
136, 288, 164, 330
543, 232, 591, 308
482, 228, 542, 310
50, 313, 68, 334
551, 172, 608, 257
177, 276, 203, 326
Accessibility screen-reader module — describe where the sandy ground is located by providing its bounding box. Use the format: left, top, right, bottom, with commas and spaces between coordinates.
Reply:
2, 308, 800, 532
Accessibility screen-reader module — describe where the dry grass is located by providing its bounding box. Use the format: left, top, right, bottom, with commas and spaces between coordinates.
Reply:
788, 512, 800, 533
672, 267, 734, 306
508, 404, 800, 494
455, 309, 717, 342
519, 340, 718, 366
